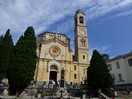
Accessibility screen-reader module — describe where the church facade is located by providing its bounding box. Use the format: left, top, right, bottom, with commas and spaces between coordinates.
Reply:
35, 10, 90, 84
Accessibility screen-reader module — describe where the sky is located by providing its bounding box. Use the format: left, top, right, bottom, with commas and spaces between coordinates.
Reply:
0, 0, 132, 58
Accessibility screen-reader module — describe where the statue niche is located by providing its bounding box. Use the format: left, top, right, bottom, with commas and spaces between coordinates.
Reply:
61, 68, 65, 79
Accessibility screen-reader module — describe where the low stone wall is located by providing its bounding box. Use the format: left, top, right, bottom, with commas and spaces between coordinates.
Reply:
0, 95, 16, 99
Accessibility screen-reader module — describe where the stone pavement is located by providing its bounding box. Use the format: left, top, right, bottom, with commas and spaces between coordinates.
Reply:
116, 91, 132, 99
24, 89, 132, 99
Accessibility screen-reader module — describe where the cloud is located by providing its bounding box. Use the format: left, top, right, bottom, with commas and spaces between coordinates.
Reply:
86, 0, 132, 20
0, 0, 132, 43
111, 10, 132, 19
89, 41, 111, 60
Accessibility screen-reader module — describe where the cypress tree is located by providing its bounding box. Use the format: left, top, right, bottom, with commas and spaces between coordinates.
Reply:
0, 29, 14, 80
0, 35, 3, 80
0, 35, 3, 45
7, 26, 37, 94
87, 50, 112, 90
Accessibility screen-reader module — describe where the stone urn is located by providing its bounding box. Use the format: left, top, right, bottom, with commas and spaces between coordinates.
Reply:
2, 78, 9, 95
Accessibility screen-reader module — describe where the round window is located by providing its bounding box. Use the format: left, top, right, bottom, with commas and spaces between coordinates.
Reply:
49, 46, 61, 57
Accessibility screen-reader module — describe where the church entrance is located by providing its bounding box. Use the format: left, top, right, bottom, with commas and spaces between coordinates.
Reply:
49, 71, 57, 83
49, 65, 58, 84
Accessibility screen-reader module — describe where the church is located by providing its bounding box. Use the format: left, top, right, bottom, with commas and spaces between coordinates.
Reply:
35, 10, 90, 84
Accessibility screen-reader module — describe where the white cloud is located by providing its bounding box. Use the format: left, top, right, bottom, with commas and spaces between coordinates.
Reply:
111, 10, 132, 19
86, 0, 132, 20
89, 41, 111, 60
0, 0, 132, 43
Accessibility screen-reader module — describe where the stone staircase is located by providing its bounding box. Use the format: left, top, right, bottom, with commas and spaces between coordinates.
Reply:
52, 88, 73, 99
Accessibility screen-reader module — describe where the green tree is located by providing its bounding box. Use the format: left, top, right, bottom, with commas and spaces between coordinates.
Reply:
101, 54, 110, 61
87, 50, 112, 90
0, 35, 3, 45
0, 29, 14, 80
7, 26, 37, 95
0, 35, 4, 80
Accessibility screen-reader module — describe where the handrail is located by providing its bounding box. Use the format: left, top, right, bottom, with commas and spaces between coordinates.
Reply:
18, 89, 27, 99
99, 92, 110, 99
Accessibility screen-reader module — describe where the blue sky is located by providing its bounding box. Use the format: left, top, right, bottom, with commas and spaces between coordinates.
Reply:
0, 0, 132, 58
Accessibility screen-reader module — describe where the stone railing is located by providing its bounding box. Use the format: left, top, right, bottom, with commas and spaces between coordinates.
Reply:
18, 89, 28, 99
0, 95, 16, 99
98, 92, 110, 99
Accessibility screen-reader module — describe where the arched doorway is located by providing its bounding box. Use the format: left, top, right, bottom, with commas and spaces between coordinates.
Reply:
49, 71, 57, 83
49, 65, 58, 84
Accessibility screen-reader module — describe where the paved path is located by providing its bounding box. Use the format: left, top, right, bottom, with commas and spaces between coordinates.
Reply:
116, 91, 132, 99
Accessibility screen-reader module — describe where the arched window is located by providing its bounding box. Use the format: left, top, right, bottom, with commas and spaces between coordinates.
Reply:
80, 39, 86, 47
79, 16, 84, 23
74, 74, 76, 79
74, 66, 76, 70
83, 55, 85, 59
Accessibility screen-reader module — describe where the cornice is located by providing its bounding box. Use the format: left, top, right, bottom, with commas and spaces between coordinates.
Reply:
38, 58, 90, 66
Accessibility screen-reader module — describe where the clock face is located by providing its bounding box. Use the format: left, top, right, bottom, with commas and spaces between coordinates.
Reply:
80, 30, 85, 35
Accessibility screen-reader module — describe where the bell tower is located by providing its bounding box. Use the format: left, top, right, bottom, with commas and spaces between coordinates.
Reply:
74, 10, 89, 64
